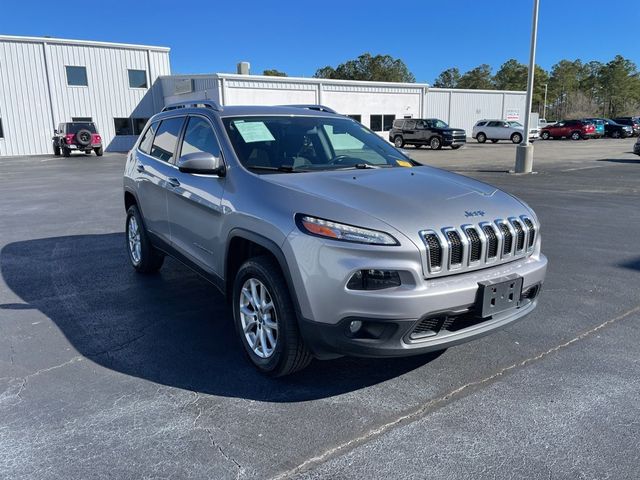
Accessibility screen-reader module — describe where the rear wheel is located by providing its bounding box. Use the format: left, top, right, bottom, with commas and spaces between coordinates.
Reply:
570, 131, 581, 141
126, 205, 164, 273
611, 130, 621, 139
233, 255, 312, 376
476, 132, 487, 143
53, 145, 60, 156
62, 147, 71, 157
393, 136, 404, 148
541, 131, 550, 140
95, 146, 104, 156
429, 136, 442, 150
511, 132, 523, 144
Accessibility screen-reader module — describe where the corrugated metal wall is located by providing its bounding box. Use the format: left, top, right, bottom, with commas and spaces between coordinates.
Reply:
0, 37, 170, 156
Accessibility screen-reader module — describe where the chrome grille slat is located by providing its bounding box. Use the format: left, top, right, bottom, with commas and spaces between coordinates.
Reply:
420, 217, 537, 275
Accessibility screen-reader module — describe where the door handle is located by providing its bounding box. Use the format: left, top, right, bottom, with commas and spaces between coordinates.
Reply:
136, 164, 145, 173
167, 177, 181, 188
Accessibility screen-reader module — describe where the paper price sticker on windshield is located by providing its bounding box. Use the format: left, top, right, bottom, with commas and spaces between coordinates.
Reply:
396, 160, 413, 168
234, 120, 275, 143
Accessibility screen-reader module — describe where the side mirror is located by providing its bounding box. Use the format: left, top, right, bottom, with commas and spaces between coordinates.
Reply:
178, 152, 225, 176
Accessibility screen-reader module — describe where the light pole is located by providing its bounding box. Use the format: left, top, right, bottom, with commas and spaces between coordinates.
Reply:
542, 83, 548, 120
514, 0, 540, 174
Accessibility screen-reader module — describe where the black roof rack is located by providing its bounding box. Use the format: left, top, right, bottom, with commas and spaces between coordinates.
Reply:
161, 100, 223, 112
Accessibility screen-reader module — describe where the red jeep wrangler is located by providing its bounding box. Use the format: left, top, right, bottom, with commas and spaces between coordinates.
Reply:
53, 122, 103, 156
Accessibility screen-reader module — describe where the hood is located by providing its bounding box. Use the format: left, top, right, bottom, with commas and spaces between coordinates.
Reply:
263, 166, 531, 236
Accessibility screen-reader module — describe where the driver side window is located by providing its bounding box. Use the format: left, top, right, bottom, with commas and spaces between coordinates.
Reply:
181, 117, 221, 158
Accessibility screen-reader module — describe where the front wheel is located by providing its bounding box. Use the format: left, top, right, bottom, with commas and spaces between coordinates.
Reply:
233, 256, 312, 376
62, 147, 71, 157
511, 132, 523, 144
393, 136, 404, 148
126, 205, 164, 273
429, 136, 442, 150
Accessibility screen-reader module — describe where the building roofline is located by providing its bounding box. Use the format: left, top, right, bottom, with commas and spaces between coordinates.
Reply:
428, 87, 526, 95
209, 73, 428, 89
0, 34, 170, 52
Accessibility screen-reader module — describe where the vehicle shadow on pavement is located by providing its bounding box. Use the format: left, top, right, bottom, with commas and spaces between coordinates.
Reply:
1, 233, 441, 402
597, 158, 640, 164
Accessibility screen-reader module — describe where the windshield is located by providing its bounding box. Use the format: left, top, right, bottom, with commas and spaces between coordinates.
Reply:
508, 121, 523, 128
222, 116, 412, 173
66, 123, 97, 134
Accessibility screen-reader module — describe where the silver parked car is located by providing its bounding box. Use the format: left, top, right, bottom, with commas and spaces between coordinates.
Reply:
123, 101, 548, 376
472, 119, 539, 144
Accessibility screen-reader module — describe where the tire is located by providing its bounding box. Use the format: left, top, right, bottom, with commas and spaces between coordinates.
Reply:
476, 132, 487, 143
511, 132, 523, 144
541, 131, 550, 140
233, 255, 312, 377
95, 146, 104, 156
451, 145, 462, 150
125, 205, 164, 274
53, 145, 60, 156
491, 139, 499, 144
62, 147, 71, 157
570, 131, 581, 141
75, 129, 92, 147
611, 130, 621, 139
393, 136, 404, 148
429, 136, 442, 150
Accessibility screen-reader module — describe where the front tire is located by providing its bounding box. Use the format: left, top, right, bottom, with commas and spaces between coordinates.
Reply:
393, 136, 404, 148
233, 256, 312, 377
476, 132, 487, 143
126, 205, 164, 273
429, 136, 442, 150
62, 147, 71, 157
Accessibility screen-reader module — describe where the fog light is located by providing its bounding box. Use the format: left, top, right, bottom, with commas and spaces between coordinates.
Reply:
347, 269, 401, 290
349, 320, 363, 334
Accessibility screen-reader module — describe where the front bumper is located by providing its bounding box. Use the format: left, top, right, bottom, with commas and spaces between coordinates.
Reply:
442, 136, 466, 146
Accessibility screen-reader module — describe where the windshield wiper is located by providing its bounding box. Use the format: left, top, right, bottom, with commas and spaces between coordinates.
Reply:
245, 165, 300, 173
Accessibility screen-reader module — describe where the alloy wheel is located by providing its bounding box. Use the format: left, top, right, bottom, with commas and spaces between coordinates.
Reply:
239, 278, 278, 358
127, 215, 142, 265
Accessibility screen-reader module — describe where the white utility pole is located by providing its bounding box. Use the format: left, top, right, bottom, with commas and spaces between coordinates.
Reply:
542, 83, 548, 120
514, 0, 540, 174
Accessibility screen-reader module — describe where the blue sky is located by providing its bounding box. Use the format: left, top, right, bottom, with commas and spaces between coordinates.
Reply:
2, 0, 639, 83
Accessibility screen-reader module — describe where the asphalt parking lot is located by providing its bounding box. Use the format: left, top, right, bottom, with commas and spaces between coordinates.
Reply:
1, 138, 639, 479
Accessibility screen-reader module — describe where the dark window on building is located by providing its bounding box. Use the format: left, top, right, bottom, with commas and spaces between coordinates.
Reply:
72, 117, 93, 122
66, 66, 88, 86
370, 115, 383, 132
180, 117, 221, 157
0, 118, 4, 138
114, 118, 133, 136
128, 69, 148, 89
150, 117, 184, 162
132, 118, 149, 135
347, 114, 362, 123
383, 115, 396, 131
139, 122, 158, 154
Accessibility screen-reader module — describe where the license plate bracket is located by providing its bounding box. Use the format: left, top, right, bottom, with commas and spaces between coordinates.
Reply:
477, 275, 523, 318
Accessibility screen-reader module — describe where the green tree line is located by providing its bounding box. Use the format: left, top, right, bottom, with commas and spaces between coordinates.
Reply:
434, 56, 640, 118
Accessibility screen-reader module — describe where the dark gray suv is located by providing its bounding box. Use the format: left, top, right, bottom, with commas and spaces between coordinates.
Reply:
123, 101, 547, 376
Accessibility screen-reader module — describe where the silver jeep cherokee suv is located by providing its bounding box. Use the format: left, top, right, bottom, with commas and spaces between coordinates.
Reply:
123, 101, 548, 376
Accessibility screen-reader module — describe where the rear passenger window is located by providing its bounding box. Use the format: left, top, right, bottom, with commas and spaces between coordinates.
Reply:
404, 120, 416, 130
180, 117, 221, 157
476, 121, 487, 126
138, 122, 158, 154
150, 117, 185, 162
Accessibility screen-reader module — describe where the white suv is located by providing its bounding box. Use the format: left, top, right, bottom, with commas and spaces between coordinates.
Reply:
472, 120, 539, 144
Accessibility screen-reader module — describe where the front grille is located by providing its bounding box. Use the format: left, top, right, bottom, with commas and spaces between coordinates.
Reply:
446, 230, 463, 266
523, 217, 536, 248
422, 232, 442, 269
499, 223, 513, 255
512, 220, 525, 251
465, 228, 481, 262
419, 216, 537, 275
410, 313, 487, 340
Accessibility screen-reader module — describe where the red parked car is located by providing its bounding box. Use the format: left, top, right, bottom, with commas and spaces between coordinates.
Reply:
540, 120, 595, 140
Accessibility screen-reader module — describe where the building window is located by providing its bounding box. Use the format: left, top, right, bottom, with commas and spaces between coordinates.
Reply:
0, 118, 4, 138
128, 69, 148, 89
383, 115, 396, 131
370, 115, 382, 132
347, 114, 362, 123
66, 66, 88, 86
72, 117, 93, 122
114, 117, 151, 136
114, 118, 133, 136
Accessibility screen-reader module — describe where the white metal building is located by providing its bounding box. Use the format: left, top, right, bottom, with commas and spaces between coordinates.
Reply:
0, 35, 170, 156
161, 74, 527, 137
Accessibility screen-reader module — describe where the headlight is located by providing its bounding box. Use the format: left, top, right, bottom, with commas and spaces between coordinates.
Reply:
296, 215, 399, 245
